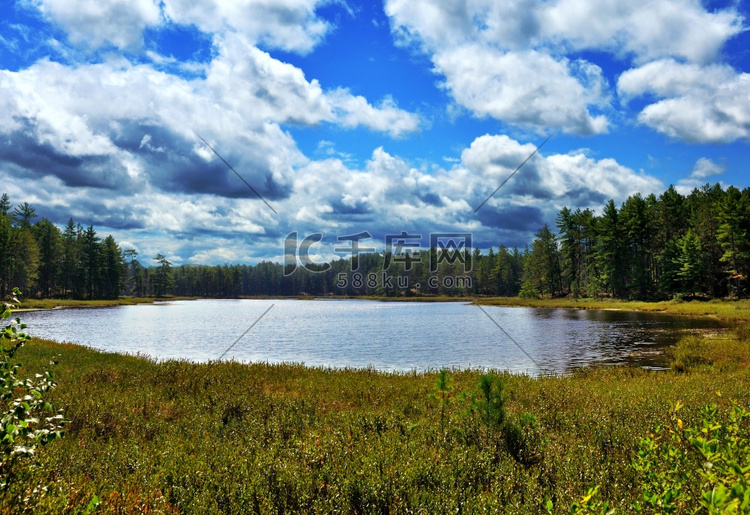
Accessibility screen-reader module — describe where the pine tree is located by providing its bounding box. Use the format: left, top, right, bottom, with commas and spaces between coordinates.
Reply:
100, 235, 124, 299
521, 225, 561, 296
152, 254, 173, 297
717, 186, 750, 295
620, 193, 653, 298
675, 229, 704, 294
33, 219, 62, 298
597, 199, 626, 296
11, 202, 37, 229
81, 226, 100, 299
0, 194, 11, 217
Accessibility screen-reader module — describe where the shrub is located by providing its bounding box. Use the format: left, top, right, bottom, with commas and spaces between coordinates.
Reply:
633, 398, 750, 513
504, 412, 545, 467
0, 288, 65, 490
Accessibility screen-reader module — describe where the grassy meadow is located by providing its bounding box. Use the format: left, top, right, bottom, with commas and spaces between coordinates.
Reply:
1, 300, 750, 513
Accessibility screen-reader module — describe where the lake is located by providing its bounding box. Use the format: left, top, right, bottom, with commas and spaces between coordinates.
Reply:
21, 299, 726, 375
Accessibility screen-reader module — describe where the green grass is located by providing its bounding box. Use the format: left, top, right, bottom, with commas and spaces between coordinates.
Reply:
3, 325, 750, 513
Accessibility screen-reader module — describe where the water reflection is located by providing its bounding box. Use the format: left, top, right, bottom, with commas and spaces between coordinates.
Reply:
21, 300, 726, 375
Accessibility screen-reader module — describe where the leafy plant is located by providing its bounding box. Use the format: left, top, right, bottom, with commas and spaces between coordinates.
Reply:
546, 485, 615, 515
633, 398, 750, 513
0, 288, 65, 488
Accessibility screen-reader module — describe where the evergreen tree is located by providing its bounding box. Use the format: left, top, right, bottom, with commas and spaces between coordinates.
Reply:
0, 194, 10, 217
620, 193, 654, 298
81, 226, 100, 299
100, 235, 124, 299
597, 199, 626, 296
717, 186, 750, 295
557, 207, 585, 296
0, 213, 11, 297
11, 202, 37, 229
686, 184, 724, 297
675, 229, 704, 294
521, 225, 561, 296
152, 254, 173, 297
60, 219, 80, 298
660, 238, 681, 296
33, 219, 61, 298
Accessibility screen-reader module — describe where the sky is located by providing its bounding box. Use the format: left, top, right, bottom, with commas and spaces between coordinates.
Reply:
0, 0, 748, 266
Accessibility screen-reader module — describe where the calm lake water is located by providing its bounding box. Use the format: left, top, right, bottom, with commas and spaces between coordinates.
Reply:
21, 299, 726, 375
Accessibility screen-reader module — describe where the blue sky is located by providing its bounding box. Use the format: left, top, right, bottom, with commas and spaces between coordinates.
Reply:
0, 0, 748, 265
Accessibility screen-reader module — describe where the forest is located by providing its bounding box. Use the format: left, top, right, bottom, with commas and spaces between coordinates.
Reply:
1, 182, 748, 300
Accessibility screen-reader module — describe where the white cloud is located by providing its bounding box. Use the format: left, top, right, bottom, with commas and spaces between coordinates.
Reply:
328, 91, 421, 138
205, 35, 331, 126
433, 46, 608, 135
32, 0, 161, 50
538, 0, 742, 64
386, 0, 743, 63
618, 60, 750, 143
0, 32, 420, 197
206, 34, 421, 137
618, 60, 736, 99
32, 0, 334, 54
385, 0, 744, 136
691, 157, 725, 179
460, 134, 662, 211
162, 0, 330, 54
675, 157, 725, 194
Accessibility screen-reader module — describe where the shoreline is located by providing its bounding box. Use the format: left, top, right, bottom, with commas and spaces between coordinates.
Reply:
14, 295, 750, 323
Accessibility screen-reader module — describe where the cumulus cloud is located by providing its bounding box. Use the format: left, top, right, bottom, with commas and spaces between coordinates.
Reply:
0, 121, 664, 263
618, 59, 750, 143
32, 0, 162, 50
0, 31, 421, 199
691, 157, 725, 179
162, 0, 330, 54
328, 91, 420, 138
433, 46, 608, 135
386, 0, 742, 63
281, 135, 664, 258
460, 134, 662, 212
385, 0, 744, 136
675, 157, 725, 194
32, 0, 333, 54
538, 0, 742, 64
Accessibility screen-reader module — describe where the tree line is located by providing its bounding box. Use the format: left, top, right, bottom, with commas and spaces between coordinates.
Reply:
0, 194, 124, 299
2, 182, 748, 300
522, 183, 750, 299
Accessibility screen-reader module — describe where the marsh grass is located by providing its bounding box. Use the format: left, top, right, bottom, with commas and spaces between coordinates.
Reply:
0, 326, 747, 513
16, 297, 201, 311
